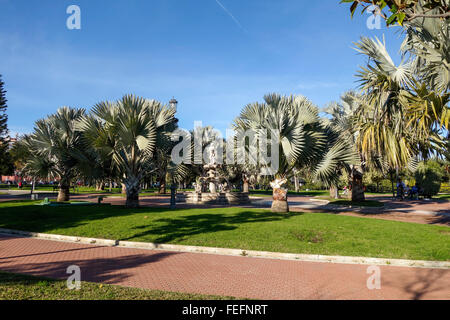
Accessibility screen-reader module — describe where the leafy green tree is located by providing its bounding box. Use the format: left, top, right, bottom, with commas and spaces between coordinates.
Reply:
8, 136, 31, 179
342, 0, 449, 26
0, 75, 13, 175
415, 159, 443, 197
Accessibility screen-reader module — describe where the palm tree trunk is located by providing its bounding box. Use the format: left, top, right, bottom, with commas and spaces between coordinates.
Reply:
351, 167, 365, 202
329, 186, 339, 199
96, 181, 104, 191
242, 176, 249, 193
125, 180, 140, 208
271, 178, 289, 213
158, 174, 166, 194
57, 184, 70, 202
294, 175, 299, 192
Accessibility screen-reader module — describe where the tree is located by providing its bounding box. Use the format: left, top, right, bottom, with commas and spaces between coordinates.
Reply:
79, 95, 176, 208
170, 125, 225, 191
323, 92, 365, 200
401, 13, 449, 92
353, 36, 448, 169
415, 159, 443, 197
342, 0, 450, 26
0, 75, 13, 175
152, 117, 179, 194
234, 94, 355, 212
8, 136, 31, 179
21, 107, 87, 201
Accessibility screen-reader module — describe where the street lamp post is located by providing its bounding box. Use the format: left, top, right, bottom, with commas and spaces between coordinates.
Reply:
169, 97, 178, 112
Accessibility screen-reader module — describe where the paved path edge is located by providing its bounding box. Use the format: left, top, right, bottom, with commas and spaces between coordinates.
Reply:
0, 227, 448, 270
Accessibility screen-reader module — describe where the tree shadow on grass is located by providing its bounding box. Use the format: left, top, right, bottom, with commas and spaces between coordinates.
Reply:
0, 202, 300, 244
0, 202, 160, 233
123, 211, 302, 243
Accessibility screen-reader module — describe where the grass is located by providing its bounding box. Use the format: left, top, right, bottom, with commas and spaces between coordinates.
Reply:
0, 271, 234, 300
436, 193, 450, 201
0, 200, 448, 261
249, 191, 393, 198
250, 190, 329, 197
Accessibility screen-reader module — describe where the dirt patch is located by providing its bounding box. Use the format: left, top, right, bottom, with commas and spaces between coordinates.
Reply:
292, 230, 325, 243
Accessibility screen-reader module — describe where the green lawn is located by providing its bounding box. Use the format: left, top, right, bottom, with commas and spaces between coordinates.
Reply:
436, 193, 450, 201
0, 200, 448, 261
250, 190, 329, 197
0, 271, 233, 300
250, 191, 392, 198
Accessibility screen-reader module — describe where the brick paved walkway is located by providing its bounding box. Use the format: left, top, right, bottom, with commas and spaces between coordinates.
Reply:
0, 235, 448, 300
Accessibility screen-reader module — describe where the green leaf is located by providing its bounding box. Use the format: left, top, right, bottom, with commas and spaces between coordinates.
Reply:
386, 13, 397, 25
389, 4, 398, 14
350, 1, 358, 18
397, 12, 406, 26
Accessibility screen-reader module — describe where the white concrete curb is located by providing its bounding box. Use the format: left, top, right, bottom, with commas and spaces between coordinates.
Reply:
0, 228, 448, 269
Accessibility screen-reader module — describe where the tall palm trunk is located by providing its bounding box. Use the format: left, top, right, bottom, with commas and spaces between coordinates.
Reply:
329, 186, 339, 199
294, 175, 300, 192
271, 178, 289, 213
125, 178, 140, 208
158, 174, 166, 194
350, 166, 365, 201
57, 181, 70, 202
242, 175, 249, 193
96, 181, 104, 191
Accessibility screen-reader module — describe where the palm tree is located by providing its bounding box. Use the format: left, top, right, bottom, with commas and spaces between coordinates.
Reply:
170, 125, 225, 191
78, 95, 176, 207
21, 107, 87, 202
234, 94, 354, 212
401, 15, 449, 92
322, 92, 362, 200
354, 36, 449, 173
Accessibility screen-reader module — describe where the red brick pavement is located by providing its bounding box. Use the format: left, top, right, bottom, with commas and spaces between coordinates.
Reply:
0, 235, 448, 300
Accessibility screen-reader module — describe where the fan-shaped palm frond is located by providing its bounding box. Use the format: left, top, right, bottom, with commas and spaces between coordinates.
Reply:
78, 95, 176, 207
401, 15, 450, 92
22, 107, 87, 201
355, 36, 414, 89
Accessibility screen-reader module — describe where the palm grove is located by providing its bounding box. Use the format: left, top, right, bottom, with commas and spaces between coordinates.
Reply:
4, 0, 449, 211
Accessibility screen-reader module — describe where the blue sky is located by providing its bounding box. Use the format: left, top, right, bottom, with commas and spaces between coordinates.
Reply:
0, 0, 405, 135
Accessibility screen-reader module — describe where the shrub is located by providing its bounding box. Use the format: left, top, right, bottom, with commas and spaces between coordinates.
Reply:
440, 183, 450, 193
414, 161, 443, 198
